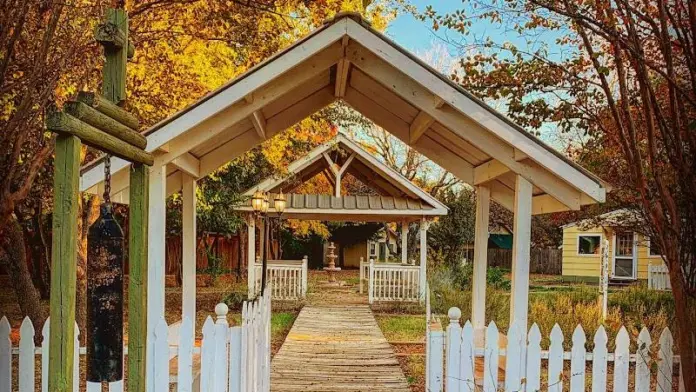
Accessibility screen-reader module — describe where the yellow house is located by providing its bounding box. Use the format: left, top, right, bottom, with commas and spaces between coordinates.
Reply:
561, 209, 666, 282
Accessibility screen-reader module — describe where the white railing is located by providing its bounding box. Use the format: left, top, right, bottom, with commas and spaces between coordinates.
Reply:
254, 257, 308, 300
359, 257, 369, 294
649, 264, 672, 291
368, 259, 421, 303
426, 307, 686, 392
2, 287, 272, 392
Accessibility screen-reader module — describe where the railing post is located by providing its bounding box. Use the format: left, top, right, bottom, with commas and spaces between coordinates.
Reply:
213, 303, 229, 392
359, 257, 364, 294
302, 256, 308, 298
368, 258, 375, 304
445, 308, 462, 392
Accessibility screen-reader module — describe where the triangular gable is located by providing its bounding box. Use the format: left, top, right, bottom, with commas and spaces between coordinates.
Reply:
244, 133, 448, 214
80, 13, 606, 215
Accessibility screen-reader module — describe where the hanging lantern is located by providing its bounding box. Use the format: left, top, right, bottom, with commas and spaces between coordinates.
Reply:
274, 191, 286, 214
86, 202, 125, 382
251, 189, 265, 213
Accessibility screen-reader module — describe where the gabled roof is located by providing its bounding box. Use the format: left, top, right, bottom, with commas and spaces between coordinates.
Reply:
233, 133, 448, 221
80, 12, 606, 214
561, 208, 643, 229
243, 133, 446, 208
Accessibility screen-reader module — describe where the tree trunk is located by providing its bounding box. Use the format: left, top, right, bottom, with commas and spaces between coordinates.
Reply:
0, 215, 47, 329
666, 247, 696, 389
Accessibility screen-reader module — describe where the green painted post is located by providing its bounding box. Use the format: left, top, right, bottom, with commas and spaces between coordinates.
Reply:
128, 164, 149, 392
48, 134, 82, 392
101, 8, 128, 104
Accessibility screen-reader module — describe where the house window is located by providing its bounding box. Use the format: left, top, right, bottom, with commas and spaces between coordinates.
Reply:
648, 239, 663, 257
368, 241, 377, 257
578, 235, 601, 255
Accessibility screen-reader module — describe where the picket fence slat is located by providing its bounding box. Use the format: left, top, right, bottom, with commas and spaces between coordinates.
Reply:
591, 326, 608, 392
85, 382, 100, 392
614, 327, 630, 392
427, 329, 445, 392
19, 317, 34, 392
658, 329, 674, 392
445, 309, 461, 392
482, 322, 499, 392
635, 328, 651, 392
178, 317, 194, 392
108, 380, 123, 392
0, 317, 10, 392
200, 316, 216, 392
460, 322, 475, 392
41, 319, 49, 392
72, 322, 79, 392
548, 324, 564, 392
504, 321, 523, 392
525, 324, 541, 392
229, 327, 242, 392
153, 318, 170, 392
570, 325, 586, 392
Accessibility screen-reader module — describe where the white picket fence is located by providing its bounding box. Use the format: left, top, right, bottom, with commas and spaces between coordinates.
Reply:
2, 287, 272, 392
426, 307, 686, 392
648, 264, 672, 291
254, 258, 308, 300
367, 259, 421, 303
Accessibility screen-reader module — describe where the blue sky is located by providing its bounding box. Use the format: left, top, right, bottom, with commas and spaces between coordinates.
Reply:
379, 1, 577, 149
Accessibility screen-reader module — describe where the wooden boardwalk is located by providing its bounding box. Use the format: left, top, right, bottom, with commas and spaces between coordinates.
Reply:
270, 304, 411, 392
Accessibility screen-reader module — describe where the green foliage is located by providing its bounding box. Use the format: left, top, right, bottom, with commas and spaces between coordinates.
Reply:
375, 315, 425, 341
428, 189, 475, 267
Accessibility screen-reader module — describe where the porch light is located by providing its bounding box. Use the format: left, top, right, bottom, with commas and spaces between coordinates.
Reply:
251, 190, 265, 213
262, 193, 270, 213
274, 191, 286, 214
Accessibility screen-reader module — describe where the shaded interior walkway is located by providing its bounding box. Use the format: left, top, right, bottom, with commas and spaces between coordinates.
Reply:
270, 285, 410, 392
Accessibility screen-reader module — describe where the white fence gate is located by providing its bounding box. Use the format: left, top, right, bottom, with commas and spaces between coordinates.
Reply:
366, 259, 421, 303
648, 264, 672, 291
254, 257, 308, 300
1, 287, 272, 392
426, 307, 686, 392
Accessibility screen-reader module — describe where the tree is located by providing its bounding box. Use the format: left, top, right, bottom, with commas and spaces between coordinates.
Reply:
420, 0, 696, 384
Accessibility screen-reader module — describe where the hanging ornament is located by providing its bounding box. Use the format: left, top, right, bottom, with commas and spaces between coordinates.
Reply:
86, 155, 125, 382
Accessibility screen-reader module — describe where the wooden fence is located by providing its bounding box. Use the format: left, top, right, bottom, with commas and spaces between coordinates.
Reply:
648, 264, 671, 291
486, 248, 562, 275
2, 287, 272, 392
426, 307, 686, 392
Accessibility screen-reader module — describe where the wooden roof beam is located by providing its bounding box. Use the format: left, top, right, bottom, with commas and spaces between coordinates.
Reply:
171, 152, 200, 178
337, 152, 356, 176
473, 159, 510, 186
409, 111, 434, 145
251, 110, 267, 140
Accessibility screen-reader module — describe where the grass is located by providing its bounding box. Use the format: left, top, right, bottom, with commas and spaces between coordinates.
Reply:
375, 315, 425, 342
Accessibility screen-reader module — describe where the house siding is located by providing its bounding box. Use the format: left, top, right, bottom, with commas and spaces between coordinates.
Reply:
561, 226, 665, 280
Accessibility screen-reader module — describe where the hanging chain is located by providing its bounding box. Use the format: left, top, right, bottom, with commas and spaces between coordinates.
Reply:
103, 154, 112, 204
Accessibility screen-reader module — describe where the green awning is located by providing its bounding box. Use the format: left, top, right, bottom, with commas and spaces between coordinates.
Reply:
489, 234, 513, 249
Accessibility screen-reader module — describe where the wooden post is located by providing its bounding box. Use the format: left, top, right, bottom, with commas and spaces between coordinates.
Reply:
510, 175, 532, 329
419, 217, 428, 301
101, 9, 129, 104
247, 216, 256, 297
128, 164, 149, 392
147, 164, 166, 392
401, 221, 408, 264
182, 174, 197, 332
472, 185, 490, 330
48, 135, 81, 392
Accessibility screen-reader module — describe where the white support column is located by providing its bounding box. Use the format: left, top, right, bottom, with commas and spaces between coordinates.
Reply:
510, 175, 533, 329
419, 217, 428, 300
147, 163, 167, 392
247, 215, 256, 298
181, 174, 197, 331
401, 221, 408, 264
472, 185, 490, 330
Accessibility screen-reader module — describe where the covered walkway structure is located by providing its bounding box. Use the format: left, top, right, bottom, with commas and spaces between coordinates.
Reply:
79, 12, 607, 391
